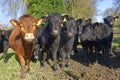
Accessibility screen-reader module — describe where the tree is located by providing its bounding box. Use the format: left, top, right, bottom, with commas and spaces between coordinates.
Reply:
0, 0, 27, 19
64, 0, 97, 19
28, 0, 66, 18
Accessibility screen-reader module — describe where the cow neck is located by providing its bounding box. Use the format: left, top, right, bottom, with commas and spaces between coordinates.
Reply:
22, 38, 34, 50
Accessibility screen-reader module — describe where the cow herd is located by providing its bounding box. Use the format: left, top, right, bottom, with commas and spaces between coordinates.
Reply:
0, 12, 119, 78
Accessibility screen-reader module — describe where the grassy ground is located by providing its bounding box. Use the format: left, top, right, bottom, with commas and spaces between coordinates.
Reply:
0, 35, 120, 80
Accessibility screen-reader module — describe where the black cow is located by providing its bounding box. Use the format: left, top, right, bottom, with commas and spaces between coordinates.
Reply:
58, 17, 77, 68
36, 13, 63, 70
80, 16, 119, 67
0, 29, 12, 63
93, 16, 119, 66
32, 16, 47, 61
80, 19, 96, 64
73, 18, 87, 54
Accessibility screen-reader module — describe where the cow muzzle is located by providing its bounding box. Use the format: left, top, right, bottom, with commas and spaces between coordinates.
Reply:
68, 32, 73, 37
52, 30, 59, 36
24, 33, 35, 42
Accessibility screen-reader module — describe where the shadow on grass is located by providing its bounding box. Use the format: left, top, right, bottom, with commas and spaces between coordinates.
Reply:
65, 71, 80, 80
71, 47, 120, 69
6, 52, 15, 62
0, 52, 15, 63
31, 51, 55, 70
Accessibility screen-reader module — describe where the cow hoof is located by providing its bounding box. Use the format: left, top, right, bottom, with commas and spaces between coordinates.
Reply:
93, 61, 98, 65
21, 74, 26, 79
26, 69, 30, 73
107, 63, 113, 69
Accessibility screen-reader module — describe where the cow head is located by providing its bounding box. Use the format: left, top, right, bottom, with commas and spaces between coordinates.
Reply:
63, 18, 76, 38
47, 13, 63, 36
10, 14, 43, 43
103, 16, 119, 27
76, 18, 87, 35
80, 21, 96, 41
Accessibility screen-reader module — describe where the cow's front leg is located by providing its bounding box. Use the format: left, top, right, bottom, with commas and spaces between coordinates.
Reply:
60, 51, 66, 69
26, 59, 30, 73
41, 50, 47, 68
16, 52, 26, 78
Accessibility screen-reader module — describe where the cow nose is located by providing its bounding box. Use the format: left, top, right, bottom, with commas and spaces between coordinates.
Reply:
53, 30, 58, 34
68, 32, 73, 37
24, 33, 35, 40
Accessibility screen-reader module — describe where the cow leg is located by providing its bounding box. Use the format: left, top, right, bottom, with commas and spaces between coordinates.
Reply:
41, 51, 47, 68
33, 44, 40, 60
109, 45, 116, 57
94, 47, 99, 65
104, 49, 112, 68
26, 59, 30, 73
3, 42, 9, 63
66, 52, 70, 67
83, 46, 89, 66
73, 42, 78, 55
60, 51, 66, 69
52, 49, 58, 70
17, 53, 26, 78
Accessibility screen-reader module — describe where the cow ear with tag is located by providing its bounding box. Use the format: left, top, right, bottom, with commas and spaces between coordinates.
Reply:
10, 19, 20, 27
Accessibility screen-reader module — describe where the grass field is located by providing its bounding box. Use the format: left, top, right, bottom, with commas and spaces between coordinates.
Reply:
0, 35, 120, 80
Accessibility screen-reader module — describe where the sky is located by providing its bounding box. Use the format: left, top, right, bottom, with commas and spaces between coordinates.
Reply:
0, 0, 114, 26
96, 0, 114, 22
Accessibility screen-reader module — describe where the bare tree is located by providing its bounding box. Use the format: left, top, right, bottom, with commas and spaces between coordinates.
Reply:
0, 0, 27, 19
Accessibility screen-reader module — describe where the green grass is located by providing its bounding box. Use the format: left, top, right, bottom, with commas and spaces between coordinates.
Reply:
112, 36, 120, 50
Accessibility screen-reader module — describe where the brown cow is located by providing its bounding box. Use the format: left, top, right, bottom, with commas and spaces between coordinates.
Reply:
9, 14, 43, 78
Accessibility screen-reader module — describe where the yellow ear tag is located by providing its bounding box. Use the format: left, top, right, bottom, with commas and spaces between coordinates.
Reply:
63, 17, 67, 22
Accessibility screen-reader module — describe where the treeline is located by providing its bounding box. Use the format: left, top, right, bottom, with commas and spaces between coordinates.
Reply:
27, 0, 97, 19
0, 0, 120, 28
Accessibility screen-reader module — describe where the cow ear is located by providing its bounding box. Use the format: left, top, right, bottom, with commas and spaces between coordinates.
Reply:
114, 16, 119, 21
93, 22, 99, 29
10, 19, 20, 27
36, 18, 44, 26
86, 18, 92, 23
